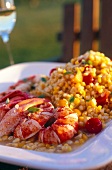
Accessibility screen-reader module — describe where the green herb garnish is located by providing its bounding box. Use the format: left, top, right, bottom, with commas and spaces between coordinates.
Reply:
64, 71, 73, 75
28, 107, 40, 113
86, 60, 92, 65
38, 94, 46, 98
41, 77, 47, 82
69, 96, 75, 103
86, 99, 90, 102
82, 60, 92, 65
22, 78, 28, 82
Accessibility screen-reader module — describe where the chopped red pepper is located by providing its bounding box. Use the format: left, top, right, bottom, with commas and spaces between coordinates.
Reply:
83, 73, 94, 85
49, 68, 56, 76
96, 91, 110, 106
83, 65, 94, 85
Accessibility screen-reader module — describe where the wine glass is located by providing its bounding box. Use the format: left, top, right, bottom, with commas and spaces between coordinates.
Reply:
0, 0, 16, 65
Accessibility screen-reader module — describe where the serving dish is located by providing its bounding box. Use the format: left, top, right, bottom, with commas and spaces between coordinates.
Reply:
0, 62, 112, 170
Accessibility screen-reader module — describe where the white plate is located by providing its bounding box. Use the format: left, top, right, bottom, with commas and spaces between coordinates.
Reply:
0, 62, 112, 170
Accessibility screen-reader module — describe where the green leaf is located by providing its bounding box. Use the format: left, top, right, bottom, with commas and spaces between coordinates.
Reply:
86, 60, 93, 65
28, 107, 40, 113
22, 78, 28, 82
38, 94, 46, 98
82, 60, 92, 65
69, 96, 75, 103
41, 77, 47, 82
86, 99, 90, 102
64, 71, 73, 75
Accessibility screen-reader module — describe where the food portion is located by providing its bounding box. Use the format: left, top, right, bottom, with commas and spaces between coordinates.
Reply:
38, 106, 78, 144
0, 50, 112, 153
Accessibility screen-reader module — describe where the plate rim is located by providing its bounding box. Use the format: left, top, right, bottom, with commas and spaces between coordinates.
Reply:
0, 62, 112, 170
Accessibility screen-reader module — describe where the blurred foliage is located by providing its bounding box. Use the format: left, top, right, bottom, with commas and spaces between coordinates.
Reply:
0, 0, 81, 68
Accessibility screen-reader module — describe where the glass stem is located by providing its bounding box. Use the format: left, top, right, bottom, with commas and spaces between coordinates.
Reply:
5, 41, 14, 65
1, 32, 14, 65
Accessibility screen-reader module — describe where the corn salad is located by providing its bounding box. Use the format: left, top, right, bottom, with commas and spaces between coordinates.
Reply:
32, 50, 112, 127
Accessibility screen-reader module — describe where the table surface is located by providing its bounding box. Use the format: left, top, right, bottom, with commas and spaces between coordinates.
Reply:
0, 162, 34, 170
0, 162, 112, 170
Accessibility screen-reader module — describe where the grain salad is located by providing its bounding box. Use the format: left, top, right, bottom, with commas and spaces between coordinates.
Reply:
0, 50, 112, 153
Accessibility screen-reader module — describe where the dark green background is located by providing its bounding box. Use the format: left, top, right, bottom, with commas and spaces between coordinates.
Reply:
0, 0, 81, 68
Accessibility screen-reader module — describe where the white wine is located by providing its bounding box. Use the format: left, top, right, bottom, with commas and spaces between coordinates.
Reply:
0, 7, 16, 35
0, 7, 16, 16
0, 0, 16, 65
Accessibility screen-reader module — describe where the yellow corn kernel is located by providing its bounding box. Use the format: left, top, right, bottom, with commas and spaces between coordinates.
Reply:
18, 141, 26, 148
58, 99, 68, 107
64, 83, 68, 88
49, 146, 55, 149
97, 88, 103, 94
101, 63, 107, 68
82, 90, 86, 97
12, 138, 20, 143
75, 60, 79, 65
79, 138, 85, 144
26, 146, 32, 150
89, 54, 94, 61
97, 76, 102, 83
98, 114, 102, 119
64, 143, 69, 146
91, 69, 96, 77
53, 90, 58, 95
71, 70, 82, 83
82, 111, 87, 116
53, 87, 59, 92
86, 98, 97, 107
63, 69, 67, 73
41, 83, 45, 89
101, 69, 107, 74
80, 89, 85, 95
70, 103, 74, 110
73, 109, 81, 116
67, 146, 72, 152
75, 83, 84, 94
79, 116, 84, 121
62, 144, 72, 152
45, 144, 51, 148
74, 140, 80, 145
74, 97, 80, 106
2, 135, 8, 141
97, 105, 102, 111
82, 134, 88, 141
87, 106, 91, 110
